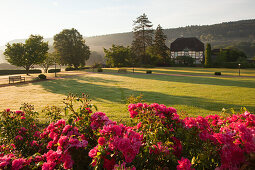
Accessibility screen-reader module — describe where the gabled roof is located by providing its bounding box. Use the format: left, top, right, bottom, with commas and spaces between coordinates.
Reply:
170, 37, 204, 51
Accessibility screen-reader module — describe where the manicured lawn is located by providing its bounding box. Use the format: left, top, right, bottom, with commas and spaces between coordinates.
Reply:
96, 67, 255, 76
0, 67, 254, 122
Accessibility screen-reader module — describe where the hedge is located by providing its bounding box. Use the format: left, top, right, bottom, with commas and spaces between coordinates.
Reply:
48, 69, 61, 73
0, 69, 41, 75
65, 67, 90, 71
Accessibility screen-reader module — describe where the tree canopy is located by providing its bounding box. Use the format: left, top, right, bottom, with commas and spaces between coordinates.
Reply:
153, 24, 169, 66
132, 13, 154, 64
204, 43, 212, 67
104, 45, 133, 67
4, 35, 48, 74
53, 28, 90, 68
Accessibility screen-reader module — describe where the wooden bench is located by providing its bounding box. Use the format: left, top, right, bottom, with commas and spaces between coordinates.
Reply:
9, 76, 25, 84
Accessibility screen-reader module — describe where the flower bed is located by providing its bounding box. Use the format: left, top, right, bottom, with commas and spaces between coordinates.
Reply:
0, 95, 254, 169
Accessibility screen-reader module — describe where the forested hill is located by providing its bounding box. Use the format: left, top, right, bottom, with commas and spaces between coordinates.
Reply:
1, 19, 255, 64
84, 19, 255, 57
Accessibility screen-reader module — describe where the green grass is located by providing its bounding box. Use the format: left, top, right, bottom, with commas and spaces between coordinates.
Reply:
0, 67, 254, 122
88, 67, 255, 77
32, 67, 255, 121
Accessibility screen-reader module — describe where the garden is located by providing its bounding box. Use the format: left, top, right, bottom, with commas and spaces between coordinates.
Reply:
0, 93, 254, 170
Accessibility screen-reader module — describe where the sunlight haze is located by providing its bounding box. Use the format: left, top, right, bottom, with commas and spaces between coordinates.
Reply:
0, 0, 255, 46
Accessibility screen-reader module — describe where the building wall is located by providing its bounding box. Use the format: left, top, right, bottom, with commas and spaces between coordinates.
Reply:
170, 51, 204, 64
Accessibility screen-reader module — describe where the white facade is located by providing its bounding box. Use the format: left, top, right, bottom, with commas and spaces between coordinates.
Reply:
170, 48, 204, 64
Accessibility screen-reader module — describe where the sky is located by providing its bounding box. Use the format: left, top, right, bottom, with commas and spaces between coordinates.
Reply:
0, 0, 255, 46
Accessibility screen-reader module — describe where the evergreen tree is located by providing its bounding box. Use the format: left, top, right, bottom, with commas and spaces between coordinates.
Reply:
132, 13, 153, 64
204, 43, 212, 67
54, 28, 90, 69
153, 25, 169, 66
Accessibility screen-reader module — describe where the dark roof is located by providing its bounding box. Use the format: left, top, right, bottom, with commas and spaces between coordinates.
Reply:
170, 37, 204, 51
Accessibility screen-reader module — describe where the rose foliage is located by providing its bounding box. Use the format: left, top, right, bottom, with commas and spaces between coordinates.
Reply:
0, 95, 254, 170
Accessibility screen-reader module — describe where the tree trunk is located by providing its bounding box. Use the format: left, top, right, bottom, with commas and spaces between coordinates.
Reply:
25, 66, 30, 75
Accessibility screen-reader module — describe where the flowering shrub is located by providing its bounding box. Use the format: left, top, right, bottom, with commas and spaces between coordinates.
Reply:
0, 95, 254, 169
89, 124, 143, 169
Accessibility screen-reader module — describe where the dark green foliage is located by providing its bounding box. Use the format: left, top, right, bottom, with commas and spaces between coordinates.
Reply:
65, 66, 89, 71
97, 67, 103, 72
146, 70, 152, 74
132, 13, 154, 64
221, 62, 255, 68
38, 74, 47, 79
4, 35, 48, 75
48, 69, 61, 73
104, 45, 133, 67
215, 72, 221, 75
54, 28, 90, 68
65, 67, 76, 71
204, 43, 212, 67
152, 25, 170, 66
0, 69, 41, 75
212, 47, 248, 67
176, 56, 194, 66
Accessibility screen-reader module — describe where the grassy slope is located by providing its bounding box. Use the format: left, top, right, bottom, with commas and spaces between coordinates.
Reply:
0, 67, 254, 122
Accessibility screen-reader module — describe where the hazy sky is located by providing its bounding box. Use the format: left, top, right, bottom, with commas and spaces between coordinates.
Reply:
0, 0, 255, 46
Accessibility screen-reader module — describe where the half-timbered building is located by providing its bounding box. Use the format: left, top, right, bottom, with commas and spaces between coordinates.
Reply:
170, 37, 204, 64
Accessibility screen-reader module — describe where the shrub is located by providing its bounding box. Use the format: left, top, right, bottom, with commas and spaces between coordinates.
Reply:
97, 68, 103, 72
146, 70, 152, 74
0, 69, 41, 75
0, 95, 255, 169
38, 74, 46, 79
118, 69, 127, 73
48, 69, 61, 73
65, 67, 75, 71
215, 72, 221, 75
126, 94, 144, 105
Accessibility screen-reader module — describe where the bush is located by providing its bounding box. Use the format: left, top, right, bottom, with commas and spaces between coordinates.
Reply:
146, 70, 152, 74
0, 69, 41, 75
65, 67, 76, 71
38, 74, 47, 79
214, 72, 221, 75
48, 69, 61, 73
97, 68, 103, 72
118, 69, 127, 73
0, 94, 254, 169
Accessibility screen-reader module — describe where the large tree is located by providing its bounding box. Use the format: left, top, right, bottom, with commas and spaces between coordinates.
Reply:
104, 45, 133, 67
4, 35, 48, 74
53, 28, 90, 68
204, 43, 212, 67
132, 13, 153, 64
153, 24, 169, 66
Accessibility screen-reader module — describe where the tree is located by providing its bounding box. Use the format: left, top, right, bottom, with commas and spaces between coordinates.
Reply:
104, 45, 133, 67
204, 43, 212, 67
4, 35, 48, 75
53, 28, 90, 69
132, 13, 153, 64
40, 52, 56, 73
153, 24, 169, 66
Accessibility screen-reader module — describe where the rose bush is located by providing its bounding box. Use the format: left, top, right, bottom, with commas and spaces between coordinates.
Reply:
0, 94, 254, 169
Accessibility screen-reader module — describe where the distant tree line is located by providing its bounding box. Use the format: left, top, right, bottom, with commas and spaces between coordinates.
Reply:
204, 43, 253, 68
105, 13, 170, 67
